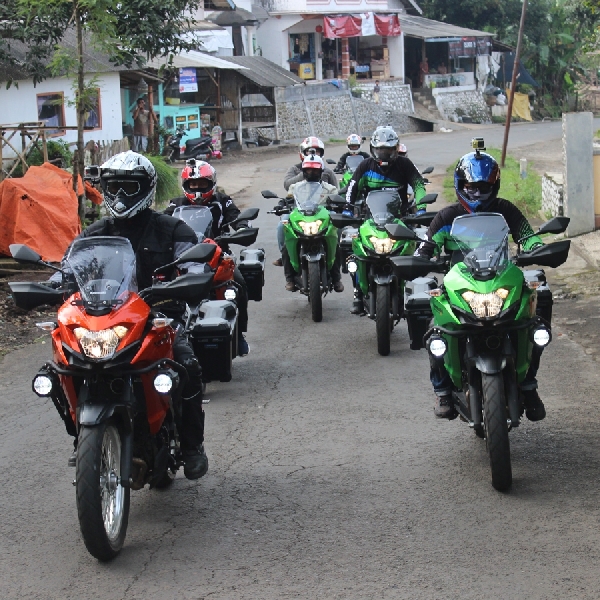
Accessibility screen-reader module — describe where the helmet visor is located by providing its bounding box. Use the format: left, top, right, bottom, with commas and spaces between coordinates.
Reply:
303, 147, 324, 157
374, 147, 396, 162
348, 144, 360, 151
184, 178, 213, 193
106, 180, 141, 196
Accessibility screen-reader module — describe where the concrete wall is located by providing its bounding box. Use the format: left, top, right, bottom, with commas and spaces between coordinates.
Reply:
563, 112, 595, 236
355, 80, 413, 113
432, 87, 491, 124
541, 173, 564, 217
0, 72, 123, 150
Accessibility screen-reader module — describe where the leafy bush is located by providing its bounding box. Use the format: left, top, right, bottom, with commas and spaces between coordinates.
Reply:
146, 155, 180, 208
11, 139, 73, 177
442, 147, 542, 218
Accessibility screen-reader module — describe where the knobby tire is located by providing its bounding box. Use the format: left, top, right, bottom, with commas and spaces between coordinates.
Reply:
376, 284, 392, 356
308, 261, 322, 322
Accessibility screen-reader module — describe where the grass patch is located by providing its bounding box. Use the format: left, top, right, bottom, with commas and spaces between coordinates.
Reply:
147, 155, 180, 208
329, 138, 345, 143
442, 147, 541, 219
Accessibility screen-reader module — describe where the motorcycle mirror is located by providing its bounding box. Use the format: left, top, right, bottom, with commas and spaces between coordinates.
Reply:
516, 239, 571, 269
421, 166, 434, 175
10, 244, 42, 264
230, 207, 259, 224
537, 216, 570, 235
326, 158, 336, 165
421, 193, 438, 204
216, 227, 259, 247
261, 190, 278, 199
330, 214, 363, 228
385, 223, 419, 241
390, 255, 435, 280
155, 243, 217, 274
403, 213, 436, 227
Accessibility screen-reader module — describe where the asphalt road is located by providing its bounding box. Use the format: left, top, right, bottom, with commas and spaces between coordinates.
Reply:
2, 122, 600, 599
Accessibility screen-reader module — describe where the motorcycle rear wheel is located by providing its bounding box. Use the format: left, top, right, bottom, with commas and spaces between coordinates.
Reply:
308, 261, 323, 322
376, 284, 392, 356
482, 373, 512, 491
76, 421, 130, 561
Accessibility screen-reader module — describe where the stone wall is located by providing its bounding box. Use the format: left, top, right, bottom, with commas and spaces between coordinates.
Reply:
354, 81, 414, 114
275, 93, 426, 142
433, 88, 491, 124
542, 173, 564, 217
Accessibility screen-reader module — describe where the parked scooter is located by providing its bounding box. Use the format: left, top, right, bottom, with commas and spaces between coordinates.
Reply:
166, 127, 220, 163
393, 214, 571, 491
9, 238, 217, 560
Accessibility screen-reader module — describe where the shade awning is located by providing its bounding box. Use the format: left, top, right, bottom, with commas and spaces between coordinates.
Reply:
220, 56, 304, 87
399, 15, 493, 40
323, 13, 401, 39
208, 7, 267, 26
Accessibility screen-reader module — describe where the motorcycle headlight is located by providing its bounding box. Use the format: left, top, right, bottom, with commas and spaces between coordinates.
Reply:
224, 288, 237, 301
532, 326, 551, 347
347, 260, 358, 273
298, 220, 323, 236
369, 236, 395, 254
73, 326, 128, 359
461, 288, 509, 318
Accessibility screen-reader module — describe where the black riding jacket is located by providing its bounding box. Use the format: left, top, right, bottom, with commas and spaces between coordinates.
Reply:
165, 191, 247, 238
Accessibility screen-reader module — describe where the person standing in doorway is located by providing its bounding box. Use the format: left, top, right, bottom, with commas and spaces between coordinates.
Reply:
372, 80, 381, 104
419, 57, 429, 87
132, 97, 158, 153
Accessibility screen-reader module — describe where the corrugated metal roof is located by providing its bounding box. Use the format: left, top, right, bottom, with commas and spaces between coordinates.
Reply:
147, 50, 248, 71
400, 15, 494, 40
220, 56, 304, 87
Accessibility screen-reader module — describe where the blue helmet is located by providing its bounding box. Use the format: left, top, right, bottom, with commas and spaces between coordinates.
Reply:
454, 151, 500, 213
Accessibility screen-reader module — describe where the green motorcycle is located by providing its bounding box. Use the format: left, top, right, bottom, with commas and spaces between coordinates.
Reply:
392, 213, 570, 491
264, 182, 341, 322
334, 189, 436, 356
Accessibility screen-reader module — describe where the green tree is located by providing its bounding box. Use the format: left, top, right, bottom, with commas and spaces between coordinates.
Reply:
1, 0, 202, 220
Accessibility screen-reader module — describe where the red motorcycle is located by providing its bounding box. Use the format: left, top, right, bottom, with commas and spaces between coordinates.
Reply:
10, 237, 216, 561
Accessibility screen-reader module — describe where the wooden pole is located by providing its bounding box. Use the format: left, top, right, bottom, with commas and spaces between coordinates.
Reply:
501, 0, 528, 168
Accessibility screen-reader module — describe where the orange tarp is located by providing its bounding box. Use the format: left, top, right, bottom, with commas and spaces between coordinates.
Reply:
0, 163, 102, 262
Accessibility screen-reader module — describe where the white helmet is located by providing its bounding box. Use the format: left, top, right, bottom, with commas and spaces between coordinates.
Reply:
346, 133, 362, 154
299, 136, 325, 161
99, 151, 157, 219
370, 126, 400, 167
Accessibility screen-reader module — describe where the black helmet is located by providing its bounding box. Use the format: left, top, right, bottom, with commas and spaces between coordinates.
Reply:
370, 126, 399, 167
454, 151, 500, 213
99, 151, 157, 219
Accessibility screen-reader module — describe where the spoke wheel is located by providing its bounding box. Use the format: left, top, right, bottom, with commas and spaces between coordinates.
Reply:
482, 373, 512, 491
308, 261, 323, 322
76, 421, 130, 561
376, 284, 392, 356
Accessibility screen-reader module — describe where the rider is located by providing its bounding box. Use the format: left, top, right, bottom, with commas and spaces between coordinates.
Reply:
53, 151, 209, 480
345, 126, 427, 313
273, 137, 339, 267
165, 160, 251, 357
280, 154, 343, 293
415, 147, 546, 422
334, 134, 370, 173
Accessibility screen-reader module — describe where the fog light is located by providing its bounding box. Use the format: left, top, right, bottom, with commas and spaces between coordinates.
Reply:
533, 327, 551, 347
347, 260, 358, 273
224, 288, 237, 301
153, 373, 173, 394
33, 374, 53, 396
429, 337, 447, 357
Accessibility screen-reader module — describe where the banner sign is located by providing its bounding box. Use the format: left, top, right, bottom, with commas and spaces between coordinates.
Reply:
323, 13, 401, 39
179, 68, 198, 93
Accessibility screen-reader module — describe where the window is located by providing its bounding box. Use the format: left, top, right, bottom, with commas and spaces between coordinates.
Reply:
83, 88, 102, 130
36, 92, 66, 136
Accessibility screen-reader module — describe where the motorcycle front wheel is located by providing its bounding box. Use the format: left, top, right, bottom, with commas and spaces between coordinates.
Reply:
482, 373, 512, 491
76, 421, 130, 561
376, 284, 392, 356
308, 261, 323, 322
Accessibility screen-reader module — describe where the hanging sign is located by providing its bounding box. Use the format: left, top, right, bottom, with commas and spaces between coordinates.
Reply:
179, 68, 198, 93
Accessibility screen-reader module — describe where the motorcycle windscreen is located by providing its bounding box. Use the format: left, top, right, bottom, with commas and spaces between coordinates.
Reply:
292, 181, 324, 215
365, 189, 402, 226
345, 155, 363, 172
450, 213, 510, 276
66, 236, 136, 309
172, 205, 213, 241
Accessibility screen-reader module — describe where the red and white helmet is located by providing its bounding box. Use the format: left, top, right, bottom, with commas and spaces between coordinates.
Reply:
181, 159, 217, 204
346, 133, 362, 154
299, 136, 325, 160
398, 143, 408, 157
301, 154, 324, 182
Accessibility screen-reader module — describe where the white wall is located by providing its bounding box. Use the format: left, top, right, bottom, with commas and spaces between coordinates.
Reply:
0, 71, 123, 146
262, 0, 395, 12
255, 15, 302, 69
387, 33, 404, 80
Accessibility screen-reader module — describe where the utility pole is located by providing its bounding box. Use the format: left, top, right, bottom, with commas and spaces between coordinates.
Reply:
501, 0, 528, 168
